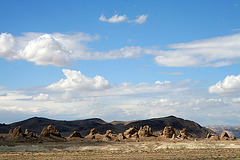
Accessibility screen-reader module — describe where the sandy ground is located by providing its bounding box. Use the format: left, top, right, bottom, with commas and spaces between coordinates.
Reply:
1, 140, 240, 159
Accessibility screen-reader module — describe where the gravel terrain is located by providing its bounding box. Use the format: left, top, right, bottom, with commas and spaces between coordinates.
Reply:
1, 140, 240, 159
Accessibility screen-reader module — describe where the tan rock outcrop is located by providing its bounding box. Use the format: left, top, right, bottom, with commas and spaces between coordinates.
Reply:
85, 128, 99, 139
172, 133, 176, 139
206, 133, 211, 139
69, 131, 82, 138
8, 126, 24, 137
163, 126, 175, 138
124, 126, 138, 139
24, 129, 29, 135
132, 132, 139, 139
105, 130, 118, 139
206, 133, 219, 140
89, 128, 98, 135
232, 135, 236, 140
138, 125, 153, 137
158, 131, 163, 137
117, 133, 125, 140
106, 130, 113, 134
178, 128, 188, 139
40, 125, 62, 138
27, 132, 38, 138
220, 131, 229, 140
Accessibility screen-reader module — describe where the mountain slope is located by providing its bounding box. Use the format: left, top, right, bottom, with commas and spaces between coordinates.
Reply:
0, 116, 210, 138
124, 116, 209, 138
8, 117, 113, 137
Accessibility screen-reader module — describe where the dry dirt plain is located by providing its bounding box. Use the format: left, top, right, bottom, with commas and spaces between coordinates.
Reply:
1, 140, 240, 159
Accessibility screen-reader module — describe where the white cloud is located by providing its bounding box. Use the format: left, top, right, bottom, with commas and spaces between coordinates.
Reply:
232, 97, 240, 103
207, 98, 222, 102
47, 70, 183, 96
1, 76, 240, 125
99, 14, 127, 23
17, 32, 99, 66
155, 80, 171, 85
0, 33, 16, 59
209, 75, 240, 94
0, 32, 95, 66
99, 14, 107, 22
79, 46, 143, 60
0, 32, 143, 66
19, 34, 71, 66
99, 14, 148, 24
47, 69, 110, 91
116, 99, 178, 118
101, 81, 177, 97
147, 33, 240, 67
132, 15, 148, 24
2, 32, 240, 68
0, 106, 41, 113
138, 99, 179, 108
32, 93, 49, 101
45, 69, 191, 97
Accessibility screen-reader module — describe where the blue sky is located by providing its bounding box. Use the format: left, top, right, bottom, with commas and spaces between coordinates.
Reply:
0, 0, 240, 125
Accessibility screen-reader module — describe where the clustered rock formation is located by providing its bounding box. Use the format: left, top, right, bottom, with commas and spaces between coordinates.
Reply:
163, 126, 176, 138
40, 125, 62, 138
8, 126, 38, 139
85, 128, 99, 139
68, 131, 82, 138
178, 128, 188, 139
124, 126, 139, 139
6, 126, 38, 142
220, 131, 229, 140
138, 125, 153, 137
206, 131, 236, 141
1, 125, 238, 143
122, 125, 154, 139
157, 126, 189, 140
84, 128, 125, 141
8, 126, 23, 137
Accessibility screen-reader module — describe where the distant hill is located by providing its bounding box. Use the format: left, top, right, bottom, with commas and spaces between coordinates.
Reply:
0, 116, 210, 138
207, 125, 240, 139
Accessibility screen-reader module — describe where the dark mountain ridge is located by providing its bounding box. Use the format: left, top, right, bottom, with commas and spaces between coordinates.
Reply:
0, 116, 210, 138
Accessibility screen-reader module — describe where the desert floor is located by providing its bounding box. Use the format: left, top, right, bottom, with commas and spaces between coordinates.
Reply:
1, 140, 240, 159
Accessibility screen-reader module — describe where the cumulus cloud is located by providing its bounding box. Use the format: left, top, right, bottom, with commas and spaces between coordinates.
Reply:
135, 99, 180, 117
99, 14, 127, 23
99, 14, 148, 24
47, 69, 110, 91
132, 15, 148, 24
45, 69, 190, 97
146, 33, 240, 67
0, 32, 95, 66
155, 80, 171, 85
32, 93, 49, 101
232, 97, 240, 103
209, 75, 240, 94
2, 32, 239, 67
138, 99, 179, 108
0, 32, 144, 66
1, 76, 240, 124
0, 33, 16, 59
101, 80, 176, 97
19, 34, 71, 66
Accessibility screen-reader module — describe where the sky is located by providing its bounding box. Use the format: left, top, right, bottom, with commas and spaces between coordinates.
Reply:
0, 0, 240, 125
